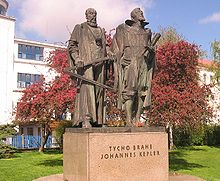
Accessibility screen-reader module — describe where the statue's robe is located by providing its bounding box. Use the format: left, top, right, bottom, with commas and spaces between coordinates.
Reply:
112, 21, 156, 110
68, 22, 107, 125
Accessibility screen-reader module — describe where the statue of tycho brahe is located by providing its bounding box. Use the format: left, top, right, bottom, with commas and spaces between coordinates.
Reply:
68, 8, 107, 128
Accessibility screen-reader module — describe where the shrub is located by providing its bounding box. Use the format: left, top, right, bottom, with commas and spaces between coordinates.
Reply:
54, 120, 73, 148
173, 125, 206, 147
0, 142, 17, 159
173, 124, 220, 147
204, 124, 220, 146
0, 124, 17, 140
0, 124, 17, 159
213, 125, 220, 145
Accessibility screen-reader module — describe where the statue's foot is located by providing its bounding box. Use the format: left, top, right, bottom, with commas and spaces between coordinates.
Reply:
82, 120, 92, 128
102, 124, 107, 128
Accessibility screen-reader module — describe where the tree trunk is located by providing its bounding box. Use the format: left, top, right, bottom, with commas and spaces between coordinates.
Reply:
39, 123, 51, 152
166, 123, 174, 150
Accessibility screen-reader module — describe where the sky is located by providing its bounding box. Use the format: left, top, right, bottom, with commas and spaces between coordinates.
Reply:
7, 0, 220, 59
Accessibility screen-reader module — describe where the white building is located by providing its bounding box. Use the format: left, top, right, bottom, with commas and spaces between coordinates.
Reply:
198, 59, 220, 123
0, 0, 63, 125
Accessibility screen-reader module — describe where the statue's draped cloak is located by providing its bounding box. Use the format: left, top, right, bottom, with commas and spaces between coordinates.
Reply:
68, 22, 106, 124
112, 22, 156, 109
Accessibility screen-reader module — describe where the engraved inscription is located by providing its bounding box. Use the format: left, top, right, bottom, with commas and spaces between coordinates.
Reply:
100, 144, 160, 160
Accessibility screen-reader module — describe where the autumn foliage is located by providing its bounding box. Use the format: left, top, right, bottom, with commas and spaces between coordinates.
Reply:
147, 41, 213, 127
15, 49, 76, 151
47, 48, 69, 73
15, 49, 76, 124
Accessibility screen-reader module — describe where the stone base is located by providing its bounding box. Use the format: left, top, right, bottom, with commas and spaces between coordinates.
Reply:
63, 127, 168, 181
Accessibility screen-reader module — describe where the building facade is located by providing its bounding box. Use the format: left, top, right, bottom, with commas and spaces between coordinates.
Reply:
198, 59, 220, 124
0, 1, 63, 126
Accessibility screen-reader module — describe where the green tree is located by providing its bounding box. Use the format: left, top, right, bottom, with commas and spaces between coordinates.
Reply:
0, 124, 17, 159
157, 26, 206, 58
157, 26, 183, 46
207, 40, 220, 92
0, 124, 17, 140
211, 40, 220, 61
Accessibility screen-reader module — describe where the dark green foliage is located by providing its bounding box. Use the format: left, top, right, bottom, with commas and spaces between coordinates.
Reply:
54, 121, 73, 148
211, 40, 220, 61
0, 124, 17, 140
0, 142, 17, 159
0, 124, 17, 159
204, 124, 220, 146
173, 124, 220, 147
173, 125, 205, 147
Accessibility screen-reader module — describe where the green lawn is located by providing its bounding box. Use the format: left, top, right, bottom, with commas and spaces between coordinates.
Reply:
0, 146, 220, 181
0, 150, 63, 181
170, 146, 220, 181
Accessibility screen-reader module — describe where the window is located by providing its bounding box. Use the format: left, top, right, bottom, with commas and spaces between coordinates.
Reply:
18, 44, 44, 61
27, 127, 33, 136
0, 5, 6, 15
17, 73, 42, 88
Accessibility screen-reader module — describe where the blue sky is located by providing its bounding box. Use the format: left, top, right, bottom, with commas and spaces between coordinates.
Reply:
7, 0, 220, 59
149, 0, 220, 59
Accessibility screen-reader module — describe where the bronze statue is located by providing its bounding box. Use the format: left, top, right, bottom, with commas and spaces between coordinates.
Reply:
68, 8, 107, 127
112, 8, 160, 125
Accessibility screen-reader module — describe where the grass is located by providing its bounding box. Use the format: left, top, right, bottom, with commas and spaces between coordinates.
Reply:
0, 149, 63, 181
169, 146, 220, 181
0, 146, 220, 181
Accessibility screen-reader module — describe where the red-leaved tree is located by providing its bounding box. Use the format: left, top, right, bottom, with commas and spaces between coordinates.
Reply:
15, 49, 76, 151
146, 41, 213, 148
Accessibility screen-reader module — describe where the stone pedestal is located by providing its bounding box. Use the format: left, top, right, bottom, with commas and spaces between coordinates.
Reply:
63, 127, 168, 181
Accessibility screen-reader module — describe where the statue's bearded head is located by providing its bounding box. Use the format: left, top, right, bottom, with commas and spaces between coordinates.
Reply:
131, 8, 145, 22
85, 8, 97, 27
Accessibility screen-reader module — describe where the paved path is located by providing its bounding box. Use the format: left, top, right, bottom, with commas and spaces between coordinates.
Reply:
33, 174, 63, 181
33, 173, 206, 181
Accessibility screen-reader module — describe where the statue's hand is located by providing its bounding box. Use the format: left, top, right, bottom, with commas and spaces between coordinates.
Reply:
76, 60, 84, 68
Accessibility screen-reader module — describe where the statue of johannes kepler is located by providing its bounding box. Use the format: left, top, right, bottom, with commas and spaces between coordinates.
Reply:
112, 8, 160, 126
67, 8, 108, 128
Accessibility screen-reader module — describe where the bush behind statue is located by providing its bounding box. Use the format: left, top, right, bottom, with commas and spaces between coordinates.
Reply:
204, 124, 220, 146
173, 124, 220, 147
173, 125, 205, 146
